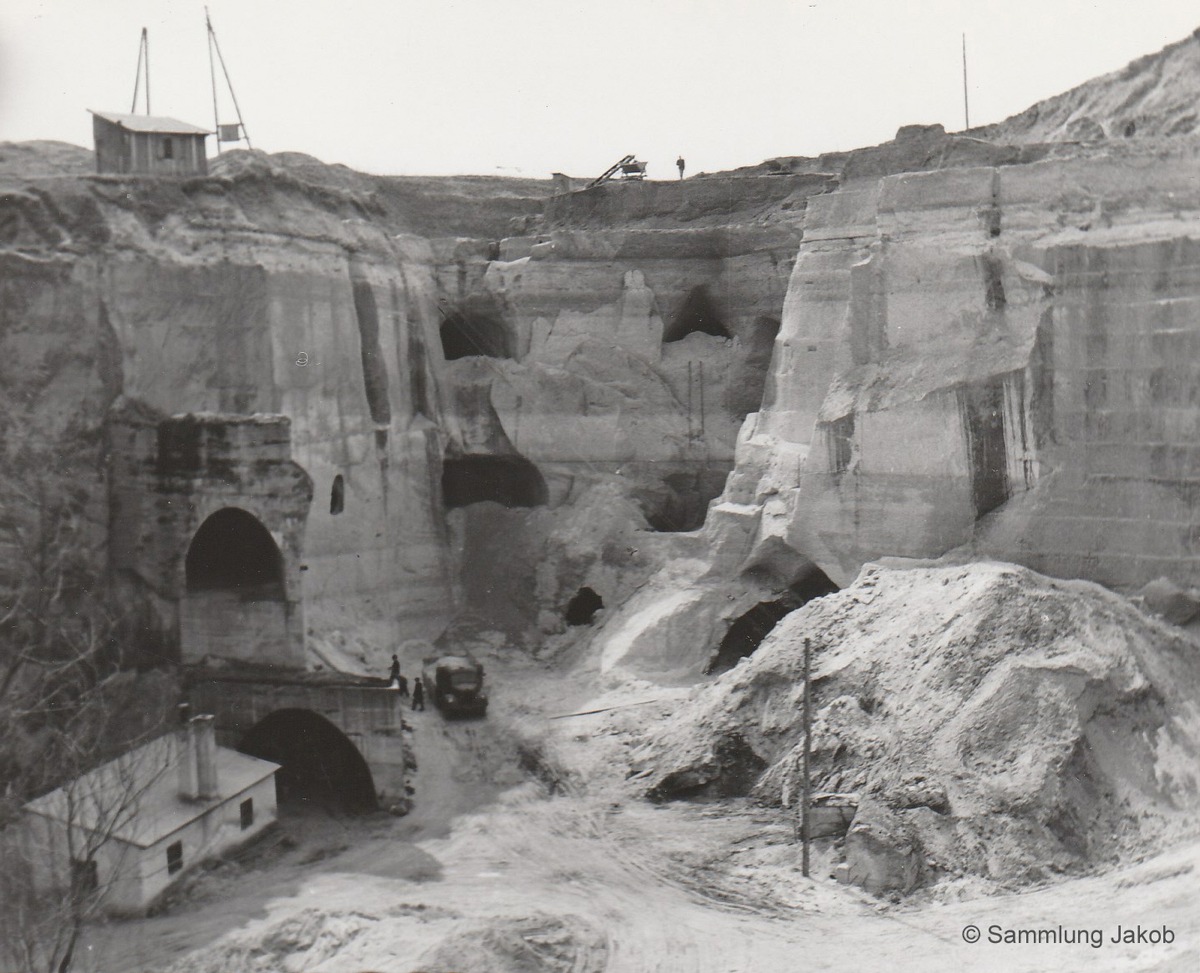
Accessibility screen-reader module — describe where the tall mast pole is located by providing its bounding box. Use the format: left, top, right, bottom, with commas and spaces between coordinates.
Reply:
961, 33, 970, 132
144, 28, 151, 114
206, 10, 221, 154
206, 8, 252, 149
130, 28, 145, 113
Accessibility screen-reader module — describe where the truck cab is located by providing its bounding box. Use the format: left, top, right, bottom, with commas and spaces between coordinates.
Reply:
421, 654, 488, 717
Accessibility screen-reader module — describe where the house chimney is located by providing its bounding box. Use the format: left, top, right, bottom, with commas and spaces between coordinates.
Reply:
177, 714, 218, 800
192, 714, 218, 799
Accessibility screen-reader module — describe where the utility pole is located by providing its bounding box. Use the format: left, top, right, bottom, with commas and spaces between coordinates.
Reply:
962, 33, 971, 132
801, 636, 813, 877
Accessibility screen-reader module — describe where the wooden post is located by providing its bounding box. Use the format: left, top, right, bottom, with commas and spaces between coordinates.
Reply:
801, 636, 812, 877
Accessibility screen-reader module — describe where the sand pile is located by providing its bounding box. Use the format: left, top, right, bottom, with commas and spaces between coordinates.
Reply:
632, 562, 1200, 889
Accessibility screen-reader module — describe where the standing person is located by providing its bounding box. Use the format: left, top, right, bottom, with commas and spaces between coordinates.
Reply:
388, 654, 401, 686
397, 673, 409, 698
676, 156, 685, 180
412, 677, 425, 712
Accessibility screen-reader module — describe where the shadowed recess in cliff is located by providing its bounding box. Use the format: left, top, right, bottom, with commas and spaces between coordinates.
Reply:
960, 378, 1010, 518
442, 454, 549, 509
663, 285, 730, 343
439, 303, 515, 360
724, 315, 781, 417
352, 279, 392, 425
706, 568, 838, 674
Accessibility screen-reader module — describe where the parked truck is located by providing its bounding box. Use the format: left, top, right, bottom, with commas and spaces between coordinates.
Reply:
421, 653, 488, 717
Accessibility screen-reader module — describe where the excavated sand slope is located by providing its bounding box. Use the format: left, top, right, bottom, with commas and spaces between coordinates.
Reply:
634, 561, 1200, 886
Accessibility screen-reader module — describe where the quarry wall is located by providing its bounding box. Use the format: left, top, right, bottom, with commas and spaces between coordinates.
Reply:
729, 145, 1200, 592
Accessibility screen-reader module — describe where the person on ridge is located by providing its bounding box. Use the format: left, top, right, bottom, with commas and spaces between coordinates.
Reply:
412, 677, 425, 711
388, 654, 401, 686
676, 156, 685, 179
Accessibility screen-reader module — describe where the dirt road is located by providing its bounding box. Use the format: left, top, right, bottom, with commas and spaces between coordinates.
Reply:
85, 670, 1200, 973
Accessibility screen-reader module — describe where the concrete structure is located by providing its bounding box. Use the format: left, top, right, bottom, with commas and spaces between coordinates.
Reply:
22, 717, 278, 916
90, 111, 210, 176
187, 668, 408, 811
108, 409, 313, 668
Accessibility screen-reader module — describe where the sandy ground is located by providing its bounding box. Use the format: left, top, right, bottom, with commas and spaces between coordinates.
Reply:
79, 651, 1200, 973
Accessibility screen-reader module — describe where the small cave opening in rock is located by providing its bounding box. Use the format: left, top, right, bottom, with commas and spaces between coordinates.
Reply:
185, 507, 284, 598
706, 568, 839, 674
565, 587, 604, 626
440, 309, 515, 360
638, 469, 728, 532
663, 285, 731, 343
238, 709, 377, 813
330, 474, 345, 515
442, 454, 549, 509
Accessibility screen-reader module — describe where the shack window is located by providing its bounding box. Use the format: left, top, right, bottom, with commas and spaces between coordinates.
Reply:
160, 137, 174, 160
240, 798, 254, 830
167, 840, 183, 875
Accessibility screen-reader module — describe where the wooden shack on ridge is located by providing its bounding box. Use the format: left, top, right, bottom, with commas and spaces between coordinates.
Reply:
89, 110, 211, 176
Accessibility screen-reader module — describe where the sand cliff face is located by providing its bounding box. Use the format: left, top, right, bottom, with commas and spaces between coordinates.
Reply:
727, 141, 1200, 593
0, 159, 460, 656
0, 149, 820, 657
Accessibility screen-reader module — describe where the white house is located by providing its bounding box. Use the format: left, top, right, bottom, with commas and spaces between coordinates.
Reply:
21, 715, 278, 915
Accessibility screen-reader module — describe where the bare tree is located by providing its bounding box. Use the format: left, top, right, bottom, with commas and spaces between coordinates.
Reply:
0, 437, 169, 972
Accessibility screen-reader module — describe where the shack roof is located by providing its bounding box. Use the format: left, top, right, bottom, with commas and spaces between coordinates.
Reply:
23, 735, 278, 849
89, 111, 211, 136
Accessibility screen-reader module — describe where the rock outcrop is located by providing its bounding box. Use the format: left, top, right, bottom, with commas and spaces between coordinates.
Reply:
725, 141, 1200, 594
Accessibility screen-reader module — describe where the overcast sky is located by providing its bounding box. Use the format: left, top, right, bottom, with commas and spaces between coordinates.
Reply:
1, 1, 1197, 178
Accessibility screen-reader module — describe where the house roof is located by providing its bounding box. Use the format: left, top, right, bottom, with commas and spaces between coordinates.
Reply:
89, 111, 211, 136
23, 735, 278, 849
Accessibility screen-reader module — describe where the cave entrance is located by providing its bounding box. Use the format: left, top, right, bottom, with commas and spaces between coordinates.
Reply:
186, 508, 284, 599
238, 709, 377, 813
707, 568, 839, 674
440, 309, 515, 360
565, 587, 604, 626
663, 285, 731, 343
442, 455, 549, 509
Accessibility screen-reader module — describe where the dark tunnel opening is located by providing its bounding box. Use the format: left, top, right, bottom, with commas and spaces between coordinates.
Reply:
706, 568, 839, 674
663, 285, 731, 343
442, 454, 549, 509
440, 310, 514, 360
238, 709, 377, 813
565, 587, 604, 626
185, 508, 284, 598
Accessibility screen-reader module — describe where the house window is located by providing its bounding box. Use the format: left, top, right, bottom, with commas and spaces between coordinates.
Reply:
71, 858, 99, 896
240, 798, 254, 830
160, 137, 174, 160
166, 841, 183, 875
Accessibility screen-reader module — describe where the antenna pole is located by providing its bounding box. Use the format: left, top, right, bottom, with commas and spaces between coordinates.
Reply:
962, 32, 970, 131
130, 29, 145, 114
206, 9, 221, 155
206, 8, 251, 149
144, 28, 151, 114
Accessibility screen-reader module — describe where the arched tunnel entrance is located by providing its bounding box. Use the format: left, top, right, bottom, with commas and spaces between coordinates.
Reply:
238, 709, 377, 813
186, 507, 284, 597
181, 507, 296, 666
707, 568, 839, 674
